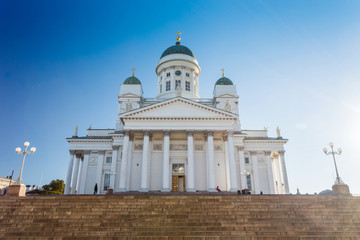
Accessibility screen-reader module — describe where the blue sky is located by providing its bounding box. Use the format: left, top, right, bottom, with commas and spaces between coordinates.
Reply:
1, 0, 359, 194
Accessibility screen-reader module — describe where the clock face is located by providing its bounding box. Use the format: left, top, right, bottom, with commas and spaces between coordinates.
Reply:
175, 70, 181, 76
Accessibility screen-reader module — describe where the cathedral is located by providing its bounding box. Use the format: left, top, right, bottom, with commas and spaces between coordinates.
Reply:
65, 34, 289, 195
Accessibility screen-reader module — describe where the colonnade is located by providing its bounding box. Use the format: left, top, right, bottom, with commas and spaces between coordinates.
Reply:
64, 150, 90, 194
65, 130, 289, 194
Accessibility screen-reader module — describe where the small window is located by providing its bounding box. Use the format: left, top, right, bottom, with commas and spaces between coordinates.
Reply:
166, 72, 170, 77
172, 163, 185, 174
245, 157, 250, 164
160, 84, 162, 93
175, 80, 181, 89
104, 174, 110, 190
186, 73, 190, 77
185, 81, 190, 91
106, 157, 112, 163
166, 81, 171, 91
246, 174, 252, 191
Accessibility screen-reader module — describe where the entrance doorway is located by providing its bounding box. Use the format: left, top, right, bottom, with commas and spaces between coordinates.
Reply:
172, 175, 185, 192
171, 163, 186, 192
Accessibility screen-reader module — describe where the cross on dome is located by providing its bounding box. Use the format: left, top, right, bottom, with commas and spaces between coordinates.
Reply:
175, 31, 182, 43
131, 67, 136, 76
221, 68, 225, 77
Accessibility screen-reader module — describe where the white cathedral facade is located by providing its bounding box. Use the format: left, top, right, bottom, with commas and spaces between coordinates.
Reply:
65, 36, 289, 195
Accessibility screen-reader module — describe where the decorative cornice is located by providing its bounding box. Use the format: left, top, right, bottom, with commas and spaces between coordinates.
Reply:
243, 139, 288, 144
67, 139, 113, 143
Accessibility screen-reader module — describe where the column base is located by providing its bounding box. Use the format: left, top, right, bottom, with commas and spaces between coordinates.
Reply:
186, 188, 196, 192
139, 188, 149, 192
208, 188, 217, 192
8, 184, 27, 197
118, 188, 127, 192
229, 188, 238, 192
161, 188, 170, 192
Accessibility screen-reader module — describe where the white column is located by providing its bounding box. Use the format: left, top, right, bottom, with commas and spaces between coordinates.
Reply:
274, 152, 283, 194
187, 130, 195, 192
109, 146, 119, 190
280, 151, 290, 194
140, 131, 150, 192
206, 131, 216, 192
238, 146, 246, 189
65, 150, 75, 194
227, 131, 238, 192
161, 130, 170, 192
251, 151, 260, 194
71, 153, 81, 194
95, 151, 105, 194
265, 151, 275, 194
79, 151, 90, 194
224, 138, 231, 191
119, 131, 130, 191
126, 135, 133, 191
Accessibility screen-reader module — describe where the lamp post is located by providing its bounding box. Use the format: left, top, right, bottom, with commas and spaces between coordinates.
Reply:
323, 142, 342, 185
15, 141, 36, 184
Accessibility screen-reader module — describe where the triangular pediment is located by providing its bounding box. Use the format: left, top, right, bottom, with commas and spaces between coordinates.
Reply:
120, 97, 238, 120
216, 93, 238, 98
118, 93, 141, 98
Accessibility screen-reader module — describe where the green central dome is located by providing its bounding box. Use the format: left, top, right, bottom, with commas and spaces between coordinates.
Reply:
215, 77, 233, 85
161, 42, 195, 59
124, 76, 141, 85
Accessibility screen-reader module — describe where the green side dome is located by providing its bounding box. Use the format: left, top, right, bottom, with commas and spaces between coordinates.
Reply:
215, 77, 233, 85
123, 76, 141, 85
161, 42, 195, 59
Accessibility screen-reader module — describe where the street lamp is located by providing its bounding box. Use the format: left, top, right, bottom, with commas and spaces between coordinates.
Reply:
323, 142, 342, 185
15, 141, 36, 184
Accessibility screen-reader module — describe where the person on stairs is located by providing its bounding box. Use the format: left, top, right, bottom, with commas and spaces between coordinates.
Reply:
94, 183, 98, 195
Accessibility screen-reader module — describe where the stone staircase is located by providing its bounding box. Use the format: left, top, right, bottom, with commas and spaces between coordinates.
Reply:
0, 194, 359, 239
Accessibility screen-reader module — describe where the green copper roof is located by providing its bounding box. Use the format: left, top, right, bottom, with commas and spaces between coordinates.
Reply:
215, 77, 233, 85
123, 76, 141, 85
161, 42, 195, 59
